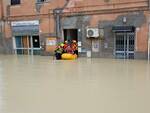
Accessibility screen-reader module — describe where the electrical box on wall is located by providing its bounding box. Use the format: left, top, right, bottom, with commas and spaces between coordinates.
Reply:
99, 28, 104, 38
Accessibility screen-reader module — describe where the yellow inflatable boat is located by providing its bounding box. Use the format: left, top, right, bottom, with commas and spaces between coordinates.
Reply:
61, 53, 77, 60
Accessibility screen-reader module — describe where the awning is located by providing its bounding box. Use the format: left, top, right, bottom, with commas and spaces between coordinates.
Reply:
12, 25, 39, 36
112, 26, 135, 33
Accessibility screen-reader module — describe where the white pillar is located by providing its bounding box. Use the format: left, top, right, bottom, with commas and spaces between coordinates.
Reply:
12, 36, 16, 54
30, 36, 33, 55
135, 28, 139, 52
27, 36, 30, 55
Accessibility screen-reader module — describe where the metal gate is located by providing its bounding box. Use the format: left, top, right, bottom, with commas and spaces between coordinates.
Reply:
115, 32, 135, 59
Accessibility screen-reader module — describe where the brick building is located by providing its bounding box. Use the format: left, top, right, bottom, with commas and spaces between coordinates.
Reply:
0, 0, 150, 59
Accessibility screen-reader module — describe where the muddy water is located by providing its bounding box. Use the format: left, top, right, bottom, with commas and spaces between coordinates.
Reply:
0, 55, 150, 113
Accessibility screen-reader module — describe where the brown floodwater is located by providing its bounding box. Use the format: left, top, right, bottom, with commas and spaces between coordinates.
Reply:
0, 55, 150, 113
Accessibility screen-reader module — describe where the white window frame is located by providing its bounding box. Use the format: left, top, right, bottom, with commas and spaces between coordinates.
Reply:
14, 35, 41, 55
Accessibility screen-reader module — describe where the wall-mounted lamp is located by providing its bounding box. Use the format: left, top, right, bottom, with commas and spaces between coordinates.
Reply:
7, 21, 10, 25
123, 17, 127, 24
78, 29, 81, 32
39, 30, 42, 33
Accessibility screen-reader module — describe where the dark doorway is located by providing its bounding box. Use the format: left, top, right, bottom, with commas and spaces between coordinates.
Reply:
63, 29, 78, 42
32, 36, 40, 48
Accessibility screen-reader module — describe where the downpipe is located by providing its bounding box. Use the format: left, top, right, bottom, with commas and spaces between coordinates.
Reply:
147, 0, 150, 61
148, 23, 150, 61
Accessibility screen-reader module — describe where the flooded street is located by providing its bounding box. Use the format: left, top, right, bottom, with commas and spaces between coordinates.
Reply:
0, 55, 150, 113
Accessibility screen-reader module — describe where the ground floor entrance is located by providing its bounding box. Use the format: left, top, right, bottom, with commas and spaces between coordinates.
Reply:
13, 35, 40, 55
114, 32, 135, 59
63, 29, 78, 42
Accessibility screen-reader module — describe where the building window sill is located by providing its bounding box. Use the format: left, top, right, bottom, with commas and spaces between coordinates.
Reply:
10, 4, 21, 7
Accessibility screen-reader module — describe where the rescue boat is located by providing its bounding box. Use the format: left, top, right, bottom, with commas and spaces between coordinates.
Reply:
61, 53, 77, 60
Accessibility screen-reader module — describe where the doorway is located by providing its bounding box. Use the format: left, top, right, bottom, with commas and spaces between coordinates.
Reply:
115, 32, 135, 59
63, 29, 78, 42
32, 36, 40, 48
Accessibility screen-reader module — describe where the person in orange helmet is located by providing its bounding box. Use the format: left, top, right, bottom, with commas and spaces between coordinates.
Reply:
71, 40, 78, 56
63, 40, 69, 53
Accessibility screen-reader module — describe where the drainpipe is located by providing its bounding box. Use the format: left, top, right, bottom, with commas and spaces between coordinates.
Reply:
0, 0, 3, 34
53, 9, 62, 38
148, 23, 150, 61
148, 0, 150, 10
1, 0, 6, 53
148, 0, 150, 61
53, 0, 70, 39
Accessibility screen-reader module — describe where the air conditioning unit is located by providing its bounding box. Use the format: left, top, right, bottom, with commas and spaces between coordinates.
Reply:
87, 28, 99, 38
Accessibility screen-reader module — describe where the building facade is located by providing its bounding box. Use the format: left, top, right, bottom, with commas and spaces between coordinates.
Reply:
0, 0, 150, 59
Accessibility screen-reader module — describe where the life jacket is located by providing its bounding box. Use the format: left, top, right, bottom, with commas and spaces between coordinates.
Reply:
63, 43, 68, 49
71, 43, 77, 51
55, 48, 63, 54
65, 45, 74, 54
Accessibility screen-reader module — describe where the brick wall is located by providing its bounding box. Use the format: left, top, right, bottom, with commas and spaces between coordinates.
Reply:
0, 0, 149, 58
0, 0, 2, 19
